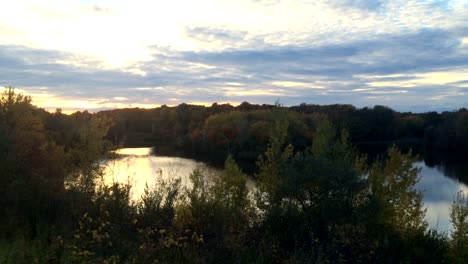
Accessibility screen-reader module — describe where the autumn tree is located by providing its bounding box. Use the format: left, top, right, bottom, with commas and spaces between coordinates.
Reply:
450, 191, 468, 263
0, 87, 65, 236
66, 113, 114, 197
255, 111, 368, 262
177, 157, 252, 262
368, 146, 427, 236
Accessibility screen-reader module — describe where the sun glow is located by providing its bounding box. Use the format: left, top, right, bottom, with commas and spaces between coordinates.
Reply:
366, 70, 468, 88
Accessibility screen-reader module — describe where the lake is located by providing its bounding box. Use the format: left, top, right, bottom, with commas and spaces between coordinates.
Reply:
103, 147, 209, 201
104, 147, 467, 234
416, 162, 467, 233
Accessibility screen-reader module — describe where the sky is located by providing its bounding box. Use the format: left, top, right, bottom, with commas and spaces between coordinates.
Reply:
0, 0, 467, 113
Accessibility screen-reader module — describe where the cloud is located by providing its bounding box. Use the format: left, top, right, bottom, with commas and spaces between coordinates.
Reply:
0, 45, 147, 97
251, 0, 282, 7
0, 0, 467, 113
143, 27, 468, 110
2, 23, 468, 112
185, 26, 252, 50
328, 0, 387, 11
186, 26, 247, 43
177, 28, 467, 92
91, 5, 110, 12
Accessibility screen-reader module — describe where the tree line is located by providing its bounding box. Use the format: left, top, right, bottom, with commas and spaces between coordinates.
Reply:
0, 87, 467, 263
99, 101, 468, 174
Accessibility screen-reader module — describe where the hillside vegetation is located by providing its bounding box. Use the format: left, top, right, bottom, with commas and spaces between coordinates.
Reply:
1, 87, 467, 263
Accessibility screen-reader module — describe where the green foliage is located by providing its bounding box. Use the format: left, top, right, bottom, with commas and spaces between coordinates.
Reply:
201, 107, 310, 169
66, 115, 114, 196
311, 115, 335, 158
368, 146, 427, 236
256, 107, 293, 198
212, 156, 251, 213
178, 160, 253, 262
1, 89, 464, 263
450, 191, 468, 263
0, 87, 66, 238
310, 115, 357, 166
254, 111, 370, 262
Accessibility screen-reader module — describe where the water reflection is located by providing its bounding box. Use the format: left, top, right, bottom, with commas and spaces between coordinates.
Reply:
422, 151, 468, 185
104, 148, 208, 201
415, 162, 468, 233
356, 144, 468, 185
105, 148, 467, 233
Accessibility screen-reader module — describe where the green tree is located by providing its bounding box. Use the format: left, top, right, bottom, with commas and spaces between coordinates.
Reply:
450, 191, 468, 263
177, 157, 253, 262
66, 114, 114, 197
255, 111, 369, 262
368, 146, 427, 236
0, 87, 65, 236
256, 105, 292, 201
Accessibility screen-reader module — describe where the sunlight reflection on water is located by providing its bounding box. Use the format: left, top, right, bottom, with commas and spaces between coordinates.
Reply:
104, 148, 466, 234
104, 148, 210, 201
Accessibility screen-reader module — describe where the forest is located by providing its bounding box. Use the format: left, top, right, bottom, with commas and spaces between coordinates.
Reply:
101, 99, 468, 180
1, 87, 467, 263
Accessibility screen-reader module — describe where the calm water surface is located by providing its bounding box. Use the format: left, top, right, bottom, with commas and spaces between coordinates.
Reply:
415, 162, 467, 233
104, 147, 467, 233
103, 148, 209, 201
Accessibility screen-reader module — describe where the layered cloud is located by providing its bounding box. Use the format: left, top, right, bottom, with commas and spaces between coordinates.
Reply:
0, 0, 467, 112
